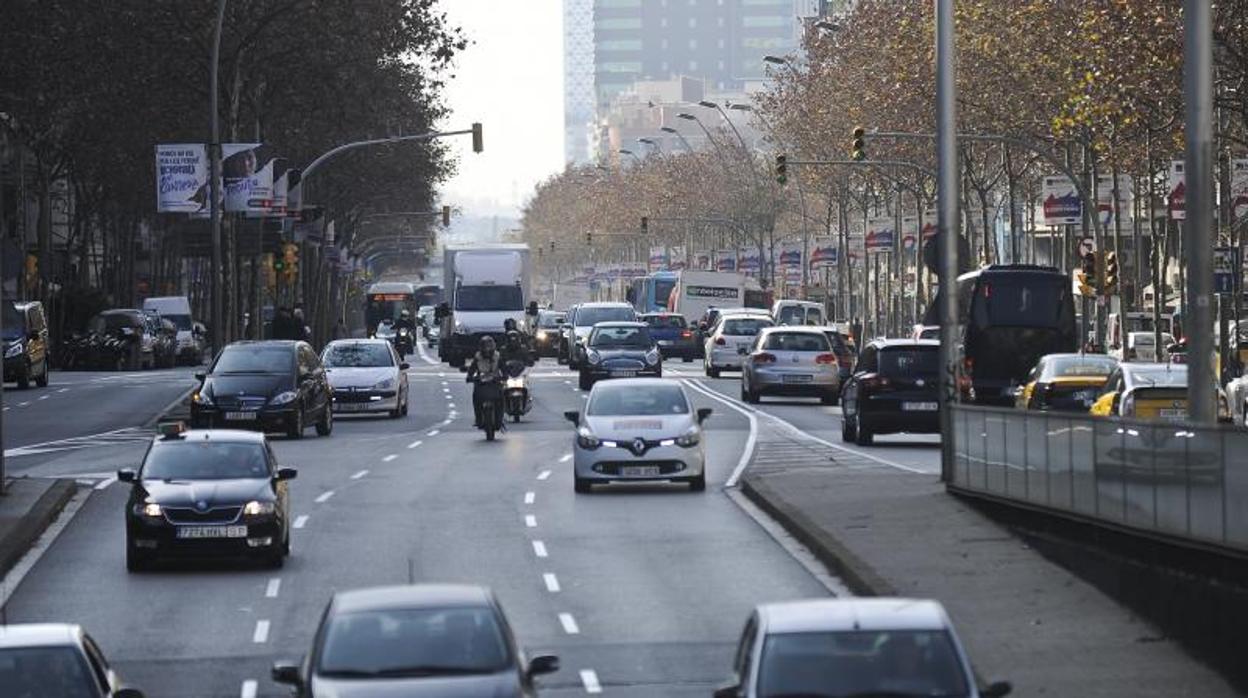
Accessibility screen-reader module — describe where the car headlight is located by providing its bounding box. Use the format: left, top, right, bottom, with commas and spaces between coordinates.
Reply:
372, 377, 395, 390
192, 390, 213, 406
5, 342, 23, 358
587, 349, 602, 365
506, 377, 526, 389
135, 502, 162, 517
645, 348, 661, 365
243, 500, 276, 516
576, 426, 601, 449
536, 330, 548, 339
270, 391, 298, 406
675, 426, 701, 448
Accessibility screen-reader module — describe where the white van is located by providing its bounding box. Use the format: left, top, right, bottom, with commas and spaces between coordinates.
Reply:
142, 296, 200, 364
668, 271, 763, 324
771, 299, 825, 326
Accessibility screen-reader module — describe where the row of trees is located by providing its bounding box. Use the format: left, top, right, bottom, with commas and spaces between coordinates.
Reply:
0, 0, 464, 339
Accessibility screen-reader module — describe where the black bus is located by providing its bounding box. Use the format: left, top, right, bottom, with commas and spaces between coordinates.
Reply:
925, 265, 1077, 405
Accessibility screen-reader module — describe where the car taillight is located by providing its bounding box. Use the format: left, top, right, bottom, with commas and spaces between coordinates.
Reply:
815, 353, 837, 365
681, 330, 692, 338
862, 374, 891, 390
753, 352, 776, 363
715, 337, 727, 346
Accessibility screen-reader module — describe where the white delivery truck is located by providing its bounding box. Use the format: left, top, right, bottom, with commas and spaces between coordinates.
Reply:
668, 271, 766, 324
142, 296, 203, 364
437, 244, 535, 367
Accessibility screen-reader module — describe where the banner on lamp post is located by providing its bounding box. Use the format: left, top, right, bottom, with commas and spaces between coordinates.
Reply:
716, 249, 737, 272
866, 218, 894, 254
669, 245, 687, 270
779, 242, 802, 268
1232, 159, 1248, 223
1095, 174, 1133, 227
155, 144, 210, 213
693, 250, 712, 270
846, 222, 865, 266
738, 247, 762, 273
921, 209, 938, 241
810, 238, 839, 268
263, 160, 290, 218
1042, 175, 1082, 226
1168, 161, 1186, 220
648, 246, 668, 271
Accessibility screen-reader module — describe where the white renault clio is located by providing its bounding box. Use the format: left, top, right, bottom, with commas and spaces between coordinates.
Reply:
564, 378, 711, 493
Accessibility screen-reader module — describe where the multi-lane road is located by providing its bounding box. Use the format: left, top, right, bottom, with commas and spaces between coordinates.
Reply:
1, 357, 938, 697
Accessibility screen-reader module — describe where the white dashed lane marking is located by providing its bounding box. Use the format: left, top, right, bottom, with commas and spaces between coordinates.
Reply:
559, 454, 572, 463
352, 469, 370, 479
524, 515, 537, 528
537, 470, 551, 480
408, 440, 423, 449
240, 680, 258, 698
543, 573, 561, 593
524, 491, 535, 505
382, 454, 398, 462
315, 491, 334, 503
427, 429, 440, 436
293, 515, 309, 529
580, 669, 602, 694
265, 578, 281, 598
252, 620, 270, 643
533, 540, 548, 558
559, 613, 580, 635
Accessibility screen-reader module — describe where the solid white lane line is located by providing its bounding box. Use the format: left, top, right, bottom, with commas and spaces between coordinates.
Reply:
253, 620, 270, 643
315, 491, 334, 503
240, 680, 258, 698
580, 669, 603, 694
537, 470, 552, 480
532, 540, 548, 558
408, 439, 423, 449
524, 514, 537, 528
543, 573, 561, 593
293, 515, 309, 529
427, 429, 440, 436
559, 453, 572, 462
352, 469, 370, 479
680, 380, 757, 487
382, 454, 397, 462
559, 613, 580, 635
524, 491, 535, 505
265, 578, 282, 598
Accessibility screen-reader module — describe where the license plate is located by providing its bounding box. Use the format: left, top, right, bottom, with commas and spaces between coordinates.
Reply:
619, 466, 661, 477
176, 525, 247, 539
1159, 408, 1186, 419
658, 340, 672, 346
336, 403, 368, 412
737, 347, 749, 355
610, 370, 637, 378
224, 412, 257, 421
902, 401, 939, 411
782, 374, 812, 383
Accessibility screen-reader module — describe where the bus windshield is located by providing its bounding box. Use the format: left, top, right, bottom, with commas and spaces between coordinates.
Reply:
972, 278, 1069, 329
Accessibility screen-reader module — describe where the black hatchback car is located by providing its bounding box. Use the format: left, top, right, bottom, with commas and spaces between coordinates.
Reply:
840, 339, 941, 446
119, 425, 296, 571
191, 340, 333, 438
3, 300, 50, 388
577, 321, 661, 390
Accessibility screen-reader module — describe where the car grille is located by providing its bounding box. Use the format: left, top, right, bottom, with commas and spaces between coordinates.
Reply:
214, 396, 267, 411
592, 461, 686, 475
601, 358, 646, 370
163, 506, 242, 525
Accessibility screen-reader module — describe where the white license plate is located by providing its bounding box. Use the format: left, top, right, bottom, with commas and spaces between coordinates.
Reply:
658, 340, 672, 346
224, 412, 257, 421
782, 374, 812, 383
737, 347, 749, 355
336, 403, 368, 412
1159, 408, 1186, 419
902, 401, 939, 411
176, 525, 247, 539
610, 370, 637, 378
619, 466, 661, 477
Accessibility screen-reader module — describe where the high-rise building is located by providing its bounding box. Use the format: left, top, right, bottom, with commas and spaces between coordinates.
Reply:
563, 0, 596, 165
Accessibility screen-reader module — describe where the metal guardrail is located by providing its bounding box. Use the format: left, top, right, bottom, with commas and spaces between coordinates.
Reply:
949, 405, 1248, 555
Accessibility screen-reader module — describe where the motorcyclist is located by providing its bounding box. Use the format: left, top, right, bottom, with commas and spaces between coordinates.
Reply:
392, 309, 416, 355
466, 336, 503, 429
500, 330, 528, 367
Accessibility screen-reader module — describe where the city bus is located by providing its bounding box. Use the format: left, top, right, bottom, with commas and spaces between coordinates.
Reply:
365, 281, 418, 335
627, 271, 679, 313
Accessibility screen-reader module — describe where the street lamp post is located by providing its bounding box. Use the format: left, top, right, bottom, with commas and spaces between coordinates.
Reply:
659, 126, 695, 153
618, 149, 642, 165
1184, 0, 1215, 424
936, 0, 959, 482
208, 0, 227, 358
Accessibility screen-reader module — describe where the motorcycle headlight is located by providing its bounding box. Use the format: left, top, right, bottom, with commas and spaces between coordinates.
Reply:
675, 426, 702, 448
5, 342, 23, 358
587, 349, 602, 365
270, 391, 298, 406
243, 500, 276, 516
135, 502, 162, 518
576, 426, 601, 449
645, 348, 661, 365
372, 377, 395, 390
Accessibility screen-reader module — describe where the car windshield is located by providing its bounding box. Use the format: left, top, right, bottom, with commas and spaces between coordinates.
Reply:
757, 630, 970, 698
538, 313, 566, 328
763, 332, 829, 352
455, 285, 523, 311
1131, 367, 1188, 388
587, 383, 689, 416
162, 314, 193, 331
590, 326, 651, 348
1046, 356, 1117, 378
577, 307, 634, 326
318, 606, 510, 677
2, 302, 23, 340
880, 348, 940, 377
90, 313, 141, 333
643, 315, 686, 328
777, 305, 817, 324
143, 441, 270, 480
213, 346, 292, 374
323, 343, 394, 368
723, 318, 772, 336
0, 646, 98, 698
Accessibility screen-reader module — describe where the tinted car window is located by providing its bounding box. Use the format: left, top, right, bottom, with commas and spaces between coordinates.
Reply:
323, 343, 394, 368
587, 384, 689, 416
590, 326, 651, 348
455, 286, 523, 311
723, 318, 772, 336
577, 307, 635, 326
213, 346, 293, 373
538, 312, 566, 328
879, 348, 940, 377
0, 646, 98, 698
757, 630, 968, 698
643, 315, 686, 328
143, 441, 271, 480
763, 332, 829, 352
2, 302, 24, 340
318, 607, 509, 676
1043, 356, 1117, 379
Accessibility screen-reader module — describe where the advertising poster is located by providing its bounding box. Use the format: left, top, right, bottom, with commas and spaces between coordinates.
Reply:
866, 217, 895, 253
809, 238, 839, 268
716, 249, 737, 272
921, 209, 939, 240
222, 143, 274, 213
648, 245, 668, 271
738, 247, 762, 273
779, 242, 803, 268
1042, 175, 1082, 226
1232, 159, 1248, 223
1168, 161, 1185, 220
1095, 174, 1133, 227
693, 250, 712, 270
901, 214, 920, 252
155, 144, 209, 213
669, 245, 687, 270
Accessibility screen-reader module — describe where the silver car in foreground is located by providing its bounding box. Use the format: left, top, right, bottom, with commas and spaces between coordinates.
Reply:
321, 339, 410, 418
564, 378, 711, 493
716, 598, 1011, 698
740, 326, 841, 404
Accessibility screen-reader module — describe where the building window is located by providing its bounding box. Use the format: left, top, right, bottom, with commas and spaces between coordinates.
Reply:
598, 17, 642, 29
741, 15, 787, 28
741, 36, 790, 49
599, 39, 643, 51
600, 61, 643, 72
598, 0, 641, 6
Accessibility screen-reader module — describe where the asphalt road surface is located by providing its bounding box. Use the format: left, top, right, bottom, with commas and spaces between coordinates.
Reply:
2, 358, 846, 697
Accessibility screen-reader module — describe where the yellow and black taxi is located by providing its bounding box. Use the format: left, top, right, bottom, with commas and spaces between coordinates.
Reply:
1014, 353, 1117, 412
1090, 363, 1194, 421
119, 423, 296, 571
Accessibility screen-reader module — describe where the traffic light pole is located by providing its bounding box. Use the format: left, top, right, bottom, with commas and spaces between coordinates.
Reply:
1183, 0, 1216, 424
936, 0, 959, 483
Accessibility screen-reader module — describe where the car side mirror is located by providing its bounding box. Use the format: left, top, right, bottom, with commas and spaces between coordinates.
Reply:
275, 467, 298, 481
113, 689, 146, 698
713, 685, 741, 698
563, 410, 580, 425
696, 407, 713, 424
981, 680, 1013, 698
194, 371, 206, 381
271, 661, 302, 686
116, 468, 137, 483
400, 362, 410, 370
526, 654, 560, 678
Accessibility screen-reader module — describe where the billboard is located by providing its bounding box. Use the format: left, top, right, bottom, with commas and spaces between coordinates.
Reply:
155, 144, 209, 213
810, 238, 839, 268
716, 249, 737, 272
222, 143, 277, 213
779, 242, 803, 268
1168, 161, 1185, 220
866, 217, 895, 253
1042, 175, 1082, 226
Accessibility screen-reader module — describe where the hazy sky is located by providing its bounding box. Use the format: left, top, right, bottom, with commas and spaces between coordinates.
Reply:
437, 0, 566, 217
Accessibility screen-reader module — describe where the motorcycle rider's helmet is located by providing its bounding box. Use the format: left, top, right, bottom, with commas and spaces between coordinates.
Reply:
401, 309, 411, 319
480, 335, 496, 358
506, 330, 522, 347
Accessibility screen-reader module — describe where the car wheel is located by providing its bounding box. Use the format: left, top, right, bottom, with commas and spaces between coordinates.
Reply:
287, 407, 304, 439
841, 413, 856, 442
706, 365, 720, 378
821, 390, 838, 406
16, 361, 30, 390
689, 473, 706, 492
35, 358, 49, 387
578, 372, 593, 391
126, 541, 149, 572
854, 415, 874, 446
316, 403, 333, 436
741, 378, 760, 404
574, 476, 591, 494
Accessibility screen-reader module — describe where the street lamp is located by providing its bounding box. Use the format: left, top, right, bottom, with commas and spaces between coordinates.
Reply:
763, 55, 789, 65
619, 148, 641, 165
637, 137, 661, 153
660, 126, 695, 153
698, 99, 751, 153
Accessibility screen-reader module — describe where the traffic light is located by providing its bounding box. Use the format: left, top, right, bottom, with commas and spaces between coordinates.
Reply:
471, 122, 484, 153
641, 216, 649, 234
1075, 252, 1096, 297
1103, 251, 1119, 295
585, 231, 593, 245
775, 154, 788, 185
441, 205, 451, 227
850, 127, 866, 161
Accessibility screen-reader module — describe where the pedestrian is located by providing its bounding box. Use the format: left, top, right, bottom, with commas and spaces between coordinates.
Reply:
292, 307, 311, 342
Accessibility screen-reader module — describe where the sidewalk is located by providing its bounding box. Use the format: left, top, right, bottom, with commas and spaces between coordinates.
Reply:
0, 478, 77, 580
741, 438, 1238, 697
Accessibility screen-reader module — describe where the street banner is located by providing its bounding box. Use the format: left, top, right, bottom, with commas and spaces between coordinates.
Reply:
621, 262, 647, 278
810, 237, 839, 268
1042, 175, 1082, 226
847, 222, 865, 264
779, 242, 803, 268
1215, 247, 1238, 295
222, 143, 275, 213
155, 144, 210, 213
669, 245, 687, 270
1232, 159, 1248, 223
325, 220, 336, 246
716, 249, 737, 272
1095, 174, 1133, 226
921, 209, 939, 240
738, 247, 762, 273
1168, 161, 1186, 220
901, 214, 920, 252
648, 245, 668, 271
783, 266, 802, 286
265, 160, 290, 218
693, 250, 712, 270
866, 217, 894, 254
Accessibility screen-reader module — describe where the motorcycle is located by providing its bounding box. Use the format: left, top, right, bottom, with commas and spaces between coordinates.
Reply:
503, 359, 532, 423
469, 372, 504, 441
395, 327, 414, 358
